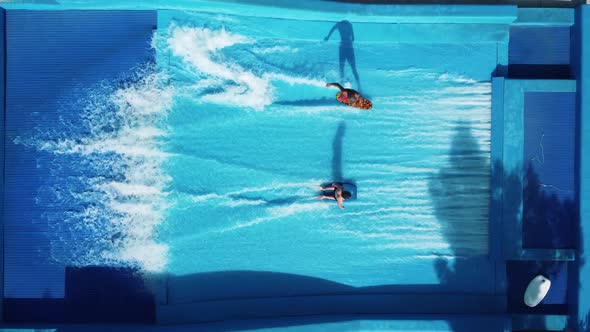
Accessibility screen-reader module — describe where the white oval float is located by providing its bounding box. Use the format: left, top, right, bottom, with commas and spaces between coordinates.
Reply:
524, 275, 551, 307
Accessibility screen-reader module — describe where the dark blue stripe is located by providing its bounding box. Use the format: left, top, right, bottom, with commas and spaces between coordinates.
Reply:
3, 10, 156, 321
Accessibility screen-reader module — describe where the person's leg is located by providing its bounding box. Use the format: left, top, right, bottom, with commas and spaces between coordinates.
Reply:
326, 83, 344, 91
317, 195, 336, 200
339, 45, 346, 81
347, 50, 361, 91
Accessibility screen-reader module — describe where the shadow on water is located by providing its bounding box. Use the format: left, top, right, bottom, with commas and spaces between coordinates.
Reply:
3, 267, 154, 325
523, 164, 577, 249
428, 121, 581, 331
427, 123, 499, 332
332, 121, 346, 182
421, 123, 492, 329
428, 122, 489, 257
324, 20, 361, 91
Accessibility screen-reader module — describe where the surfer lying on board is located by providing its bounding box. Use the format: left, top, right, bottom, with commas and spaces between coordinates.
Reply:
317, 183, 351, 210
326, 82, 372, 109
326, 82, 360, 104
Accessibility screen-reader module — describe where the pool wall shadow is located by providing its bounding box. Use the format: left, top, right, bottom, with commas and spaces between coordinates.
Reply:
3, 267, 155, 324
154, 270, 506, 328
428, 122, 491, 257
332, 121, 346, 182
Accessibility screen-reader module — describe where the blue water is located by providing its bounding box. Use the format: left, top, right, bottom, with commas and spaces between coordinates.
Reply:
25, 10, 497, 287
154, 11, 493, 287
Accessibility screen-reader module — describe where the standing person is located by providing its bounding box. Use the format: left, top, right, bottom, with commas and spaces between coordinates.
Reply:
324, 20, 361, 91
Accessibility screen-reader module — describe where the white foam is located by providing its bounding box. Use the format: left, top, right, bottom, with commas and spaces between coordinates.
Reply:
165, 25, 326, 110
384, 67, 437, 79
100, 182, 163, 197
437, 73, 478, 84
108, 242, 169, 272
226, 179, 321, 196
191, 193, 225, 202
433, 84, 491, 95
265, 72, 325, 88
221, 198, 267, 207
167, 25, 272, 110
222, 201, 328, 232
370, 242, 451, 251
32, 71, 173, 272
252, 45, 299, 54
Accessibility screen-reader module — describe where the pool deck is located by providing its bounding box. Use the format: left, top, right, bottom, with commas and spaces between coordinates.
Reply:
574, 5, 590, 332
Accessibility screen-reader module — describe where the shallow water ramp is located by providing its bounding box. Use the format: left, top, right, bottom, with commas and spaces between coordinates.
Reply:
153, 4, 515, 330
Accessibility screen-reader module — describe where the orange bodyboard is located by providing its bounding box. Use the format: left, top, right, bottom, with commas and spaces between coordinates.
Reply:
336, 92, 372, 110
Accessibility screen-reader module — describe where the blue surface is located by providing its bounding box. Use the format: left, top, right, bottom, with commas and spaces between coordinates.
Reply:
0, 315, 512, 331
523, 92, 576, 249
3, 8, 156, 316
509, 26, 571, 65
513, 8, 574, 26
0, 6, 5, 320
573, 5, 590, 332
0, 1, 518, 24
157, 292, 506, 325
494, 79, 577, 261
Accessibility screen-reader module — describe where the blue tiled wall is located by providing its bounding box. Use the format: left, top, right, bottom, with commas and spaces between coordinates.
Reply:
2, 9, 156, 323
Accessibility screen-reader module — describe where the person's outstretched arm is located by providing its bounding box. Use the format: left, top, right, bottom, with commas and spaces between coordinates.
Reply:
319, 185, 336, 191
337, 198, 345, 210
324, 23, 338, 41
326, 83, 344, 92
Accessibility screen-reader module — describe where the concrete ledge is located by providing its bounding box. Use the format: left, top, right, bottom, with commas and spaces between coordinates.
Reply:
158, 10, 511, 44
513, 8, 574, 25
0, 6, 5, 322
506, 248, 576, 261
157, 293, 506, 325
2, 2, 518, 24
492, 79, 577, 259
574, 5, 590, 332
167, 315, 512, 332
511, 314, 569, 331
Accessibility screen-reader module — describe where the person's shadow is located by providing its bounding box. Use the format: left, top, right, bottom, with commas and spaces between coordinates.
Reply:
324, 20, 361, 91
332, 122, 346, 182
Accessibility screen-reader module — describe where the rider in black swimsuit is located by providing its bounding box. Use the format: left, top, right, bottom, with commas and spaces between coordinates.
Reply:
317, 183, 351, 210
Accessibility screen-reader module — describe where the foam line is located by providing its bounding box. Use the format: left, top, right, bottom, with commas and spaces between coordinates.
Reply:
165, 25, 328, 110
23, 70, 173, 272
